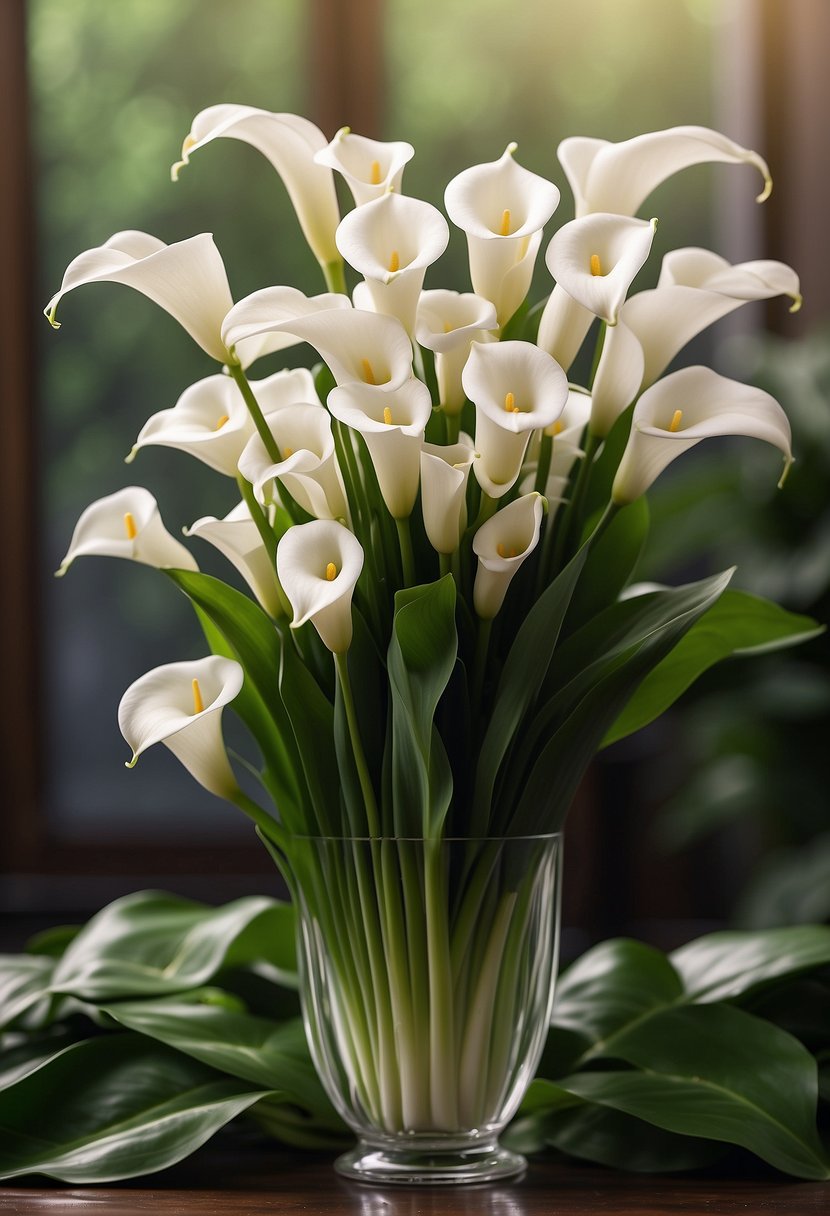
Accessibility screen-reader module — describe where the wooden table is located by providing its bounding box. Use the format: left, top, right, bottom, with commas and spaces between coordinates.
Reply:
1, 1146, 828, 1214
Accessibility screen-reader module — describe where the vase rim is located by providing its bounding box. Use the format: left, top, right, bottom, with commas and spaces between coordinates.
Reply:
289, 832, 564, 843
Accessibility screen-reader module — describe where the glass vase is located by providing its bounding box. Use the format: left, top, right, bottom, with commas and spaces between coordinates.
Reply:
289, 833, 562, 1185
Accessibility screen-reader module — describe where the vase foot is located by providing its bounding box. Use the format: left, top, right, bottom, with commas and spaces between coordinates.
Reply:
335, 1139, 526, 1186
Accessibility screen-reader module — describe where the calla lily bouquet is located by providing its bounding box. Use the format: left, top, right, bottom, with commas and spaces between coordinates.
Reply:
48, 112, 819, 1176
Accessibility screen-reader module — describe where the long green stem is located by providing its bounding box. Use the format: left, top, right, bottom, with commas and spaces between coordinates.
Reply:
471, 617, 493, 717
228, 360, 282, 465
322, 257, 347, 295
334, 652, 380, 836
395, 515, 416, 587
424, 839, 458, 1128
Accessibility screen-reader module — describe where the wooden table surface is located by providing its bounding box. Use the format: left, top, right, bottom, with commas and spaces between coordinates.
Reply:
1, 1145, 828, 1215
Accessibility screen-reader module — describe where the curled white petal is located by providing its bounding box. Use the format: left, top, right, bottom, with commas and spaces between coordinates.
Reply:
45, 232, 233, 362
473, 493, 545, 618
276, 520, 364, 653
118, 655, 243, 797
546, 214, 657, 325
536, 285, 594, 372
131, 375, 252, 475
559, 125, 771, 218
589, 321, 645, 438
174, 106, 341, 266
420, 437, 475, 554
186, 501, 283, 617
263, 308, 414, 391
612, 366, 793, 505
222, 287, 352, 369
416, 290, 498, 412
56, 486, 198, 576
314, 127, 415, 206
237, 403, 349, 521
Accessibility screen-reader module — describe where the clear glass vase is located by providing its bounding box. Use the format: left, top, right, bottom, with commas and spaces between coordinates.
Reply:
289, 833, 562, 1185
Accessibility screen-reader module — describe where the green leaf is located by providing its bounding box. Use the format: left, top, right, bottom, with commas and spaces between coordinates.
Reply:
603, 590, 824, 747
532, 1103, 724, 1173
0, 955, 55, 1031
670, 926, 830, 1004
386, 576, 457, 836
0, 1035, 271, 1182
50, 891, 296, 1001
557, 1004, 830, 1180
24, 924, 81, 958
103, 996, 338, 1124
278, 630, 340, 837
566, 498, 650, 628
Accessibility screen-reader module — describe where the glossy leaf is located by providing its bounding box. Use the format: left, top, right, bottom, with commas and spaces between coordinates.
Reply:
566, 497, 650, 628
0, 1034, 271, 1183
671, 926, 830, 1004
0, 955, 55, 1031
604, 590, 823, 746
539, 1103, 724, 1173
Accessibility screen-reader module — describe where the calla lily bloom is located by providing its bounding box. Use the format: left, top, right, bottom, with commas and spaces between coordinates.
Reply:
559, 125, 772, 218
535, 285, 594, 373
314, 127, 415, 206
523, 390, 591, 506
119, 655, 243, 798
221, 286, 352, 368
45, 232, 233, 363
185, 501, 283, 618
588, 321, 645, 438
129, 374, 252, 475
56, 486, 198, 577
445, 144, 561, 327
415, 290, 498, 414
237, 403, 349, 521
276, 520, 364, 653
173, 106, 341, 269
420, 437, 475, 554
612, 366, 793, 505
335, 192, 449, 334
328, 378, 432, 519
623, 249, 803, 388
473, 493, 545, 619
545, 214, 657, 326
462, 341, 569, 498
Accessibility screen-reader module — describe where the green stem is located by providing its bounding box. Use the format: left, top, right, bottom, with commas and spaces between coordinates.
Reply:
230, 789, 286, 851
471, 617, 493, 717
228, 360, 282, 465
445, 412, 461, 445
395, 515, 416, 587
424, 839, 458, 1128
322, 257, 347, 295
533, 431, 553, 496
439, 551, 452, 580
550, 430, 601, 576
588, 320, 607, 389
334, 652, 380, 836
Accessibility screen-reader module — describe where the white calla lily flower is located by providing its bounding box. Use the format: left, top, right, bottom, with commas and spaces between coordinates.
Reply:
221, 286, 352, 369
185, 501, 283, 618
473, 493, 546, 619
623, 249, 803, 388
420, 437, 475, 554
612, 366, 793, 505
589, 321, 646, 438
173, 106, 341, 268
314, 127, 415, 206
277, 520, 364, 653
238, 403, 349, 521
536, 285, 594, 372
545, 214, 657, 326
328, 378, 432, 518
559, 125, 772, 218
462, 341, 569, 498
415, 290, 498, 414
119, 655, 243, 798
523, 390, 591, 506
56, 486, 197, 577
45, 232, 233, 363
335, 192, 449, 334
445, 144, 560, 327
129, 374, 252, 475
253, 308, 414, 391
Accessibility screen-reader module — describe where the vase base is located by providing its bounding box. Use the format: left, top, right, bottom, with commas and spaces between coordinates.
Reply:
335, 1139, 526, 1186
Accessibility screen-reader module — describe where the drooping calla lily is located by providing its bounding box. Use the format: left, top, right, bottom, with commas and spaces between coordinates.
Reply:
588, 321, 645, 438
185, 501, 283, 618
415, 290, 498, 414
335, 192, 449, 334
45, 232, 233, 363
128, 374, 252, 475
462, 340, 569, 498
56, 486, 198, 577
535, 285, 594, 373
420, 436, 475, 554
473, 493, 546, 619
612, 365, 793, 505
545, 214, 657, 326
558, 125, 772, 218
328, 378, 432, 519
622, 249, 803, 388
221, 286, 352, 369
276, 520, 364, 654
237, 403, 349, 521
118, 655, 243, 798
172, 106, 341, 271
313, 127, 415, 206
445, 144, 561, 327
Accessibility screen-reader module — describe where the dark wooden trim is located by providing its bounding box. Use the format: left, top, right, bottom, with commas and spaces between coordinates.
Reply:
306, 0, 386, 139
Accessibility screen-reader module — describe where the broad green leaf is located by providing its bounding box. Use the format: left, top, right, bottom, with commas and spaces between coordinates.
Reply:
557, 1004, 830, 1180
671, 926, 830, 1004
604, 590, 824, 746
387, 576, 457, 836
278, 630, 340, 837
0, 955, 54, 1031
566, 497, 650, 628
103, 996, 338, 1124
530, 1103, 724, 1173
24, 924, 81, 958
0, 1035, 77, 1091
50, 891, 295, 1000
0, 1035, 270, 1182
